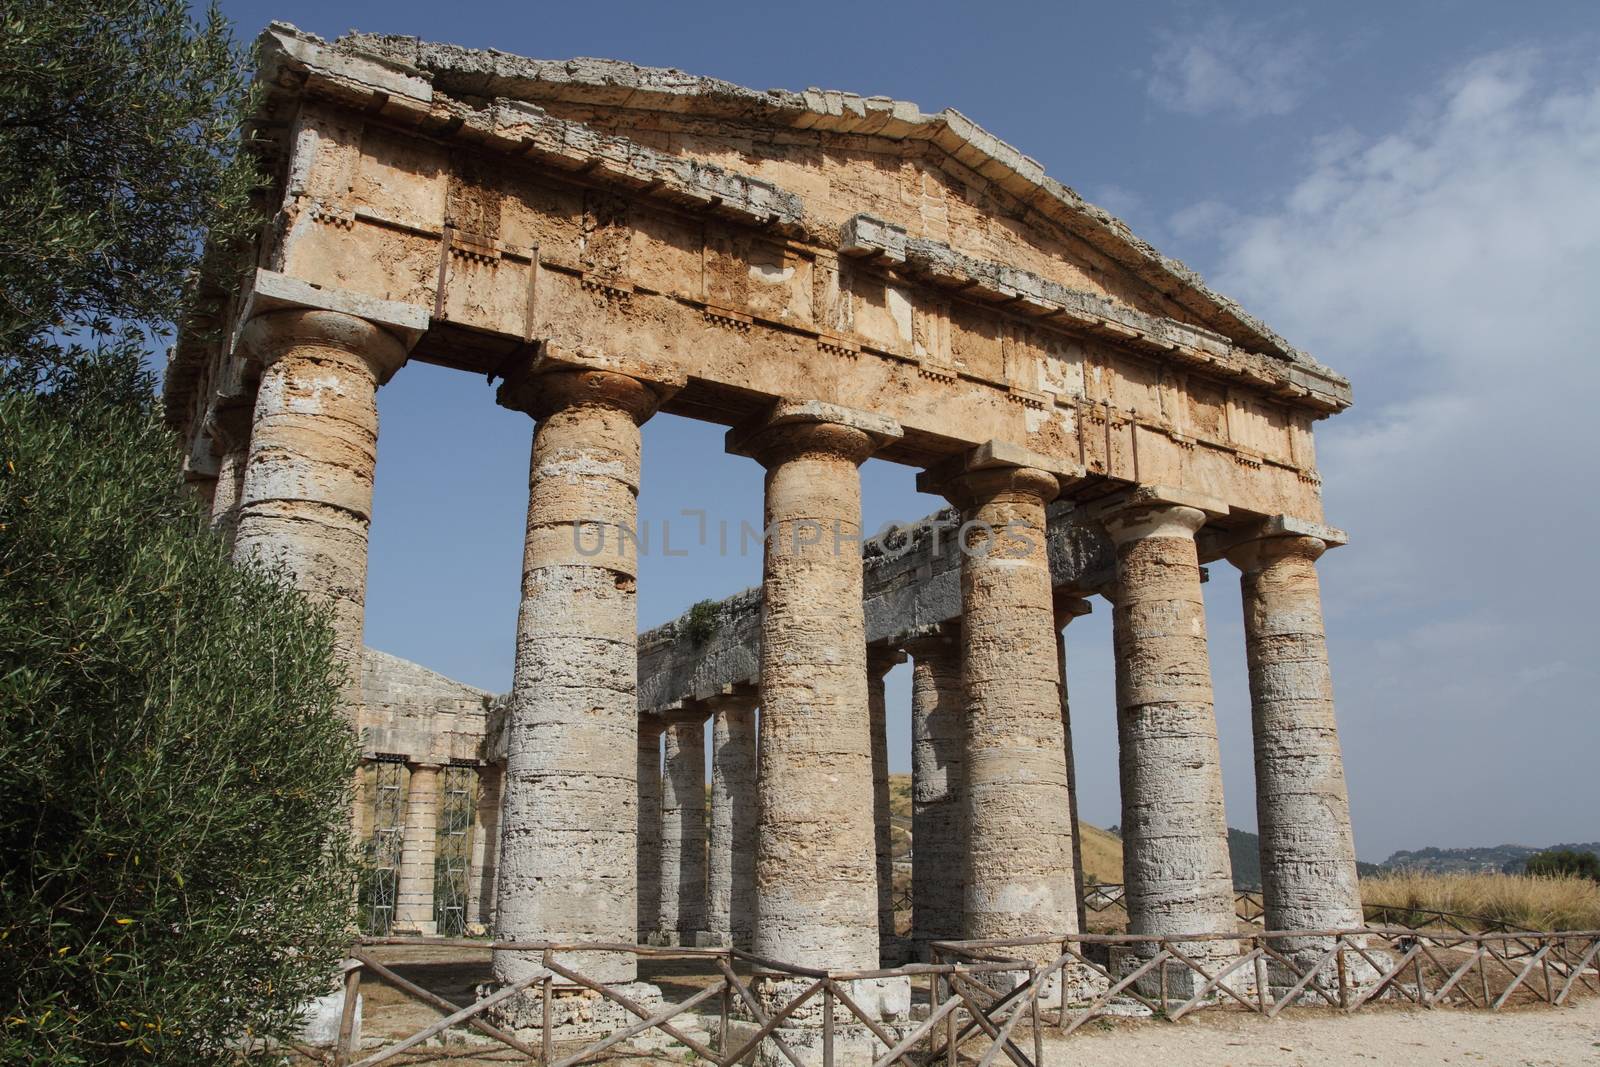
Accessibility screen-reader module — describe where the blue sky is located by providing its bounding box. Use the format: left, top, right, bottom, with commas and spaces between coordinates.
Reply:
212, 1, 1600, 860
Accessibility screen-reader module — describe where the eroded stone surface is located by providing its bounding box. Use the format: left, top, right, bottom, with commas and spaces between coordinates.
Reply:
904, 628, 965, 958
659, 710, 708, 944
1227, 534, 1363, 955
707, 693, 757, 950
1103, 500, 1237, 977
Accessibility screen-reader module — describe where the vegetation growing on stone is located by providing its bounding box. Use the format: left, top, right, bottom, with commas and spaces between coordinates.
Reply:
683, 599, 721, 647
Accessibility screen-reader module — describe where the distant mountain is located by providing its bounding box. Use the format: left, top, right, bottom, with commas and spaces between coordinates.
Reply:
1382, 842, 1600, 875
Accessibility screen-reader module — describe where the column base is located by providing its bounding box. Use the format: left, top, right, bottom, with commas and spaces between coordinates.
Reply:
482, 980, 705, 1048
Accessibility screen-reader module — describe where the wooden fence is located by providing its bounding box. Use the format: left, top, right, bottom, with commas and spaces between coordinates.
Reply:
314, 926, 1600, 1067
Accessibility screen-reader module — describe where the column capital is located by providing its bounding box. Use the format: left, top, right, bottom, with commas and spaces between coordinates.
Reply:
1053, 593, 1093, 628
497, 366, 668, 423
899, 622, 960, 659
867, 644, 907, 677
203, 391, 255, 452
1093, 485, 1228, 546
238, 306, 411, 383
701, 684, 759, 715
915, 439, 1080, 505
725, 399, 901, 469
1225, 533, 1329, 573
657, 703, 710, 727
1206, 513, 1348, 566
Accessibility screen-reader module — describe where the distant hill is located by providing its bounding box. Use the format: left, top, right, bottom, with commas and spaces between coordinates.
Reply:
1382, 842, 1600, 875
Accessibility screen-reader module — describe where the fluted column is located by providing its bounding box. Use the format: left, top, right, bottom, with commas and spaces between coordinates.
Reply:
707, 692, 758, 950
727, 401, 900, 971
232, 309, 408, 707
927, 456, 1079, 956
1101, 491, 1235, 962
903, 628, 965, 959
660, 710, 708, 944
867, 646, 905, 955
636, 717, 663, 941
395, 762, 442, 935
493, 368, 668, 987
206, 394, 254, 553
1054, 595, 1092, 934
1227, 527, 1362, 946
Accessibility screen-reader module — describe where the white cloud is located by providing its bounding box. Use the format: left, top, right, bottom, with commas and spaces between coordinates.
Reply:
1146, 16, 1314, 119
1181, 48, 1600, 855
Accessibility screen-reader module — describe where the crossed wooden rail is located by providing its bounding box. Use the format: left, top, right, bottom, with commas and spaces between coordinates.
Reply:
313, 927, 1600, 1067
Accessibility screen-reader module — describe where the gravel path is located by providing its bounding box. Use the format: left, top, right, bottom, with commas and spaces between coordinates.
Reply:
1042, 1001, 1600, 1066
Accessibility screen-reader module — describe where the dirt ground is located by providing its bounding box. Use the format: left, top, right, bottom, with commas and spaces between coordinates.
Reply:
1048, 1000, 1600, 1065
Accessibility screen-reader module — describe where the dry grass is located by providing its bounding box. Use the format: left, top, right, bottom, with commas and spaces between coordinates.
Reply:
1361, 870, 1600, 931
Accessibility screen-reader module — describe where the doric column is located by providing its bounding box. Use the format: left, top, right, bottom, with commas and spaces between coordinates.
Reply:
469, 761, 504, 930
1100, 488, 1236, 959
493, 366, 672, 987
1054, 595, 1093, 934
867, 646, 905, 955
726, 401, 900, 972
707, 691, 758, 950
660, 709, 708, 945
205, 394, 254, 553
394, 762, 442, 936
921, 447, 1080, 955
903, 627, 964, 959
636, 717, 663, 941
1226, 523, 1362, 944
232, 309, 409, 705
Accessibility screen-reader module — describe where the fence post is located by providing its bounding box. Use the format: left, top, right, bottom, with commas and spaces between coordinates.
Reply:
541, 973, 553, 1065
1337, 941, 1349, 1010
823, 982, 835, 1067
333, 959, 361, 1067
720, 974, 731, 1056
1255, 939, 1270, 1013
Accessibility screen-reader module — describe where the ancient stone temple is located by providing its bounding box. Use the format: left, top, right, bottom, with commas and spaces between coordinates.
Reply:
168, 22, 1363, 1057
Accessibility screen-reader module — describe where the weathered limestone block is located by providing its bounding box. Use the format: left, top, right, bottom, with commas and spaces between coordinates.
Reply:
232, 308, 408, 704
868, 646, 905, 958
1055, 595, 1093, 934
903, 627, 964, 959
933, 460, 1080, 958
1101, 494, 1236, 976
1226, 533, 1362, 953
493, 368, 665, 988
659, 710, 708, 944
394, 762, 441, 935
726, 401, 900, 972
636, 717, 662, 940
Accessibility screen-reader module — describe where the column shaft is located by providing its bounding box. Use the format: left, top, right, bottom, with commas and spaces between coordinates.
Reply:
948, 466, 1079, 953
493, 370, 659, 986
708, 697, 758, 949
637, 718, 663, 940
1054, 601, 1091, 933
743, 419, 883, 970
867, 650, 901, 952
660, 714, 708, 943
395, 764, 441, 935
1229, 535, 1362, 939
469, 762, 504, 929
206, 396, 253, 554
906, 632, 965, 958
1104, 503, 1236, 948
232, 310, 406, 706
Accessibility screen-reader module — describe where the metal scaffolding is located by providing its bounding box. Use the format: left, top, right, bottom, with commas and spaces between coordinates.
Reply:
363, 758, 408, 936
434, 764, 477, 937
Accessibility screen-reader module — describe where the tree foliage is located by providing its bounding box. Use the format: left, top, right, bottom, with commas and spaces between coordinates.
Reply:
0, 2, 362, 1061
1526, 849, 1600, 883
1, 348, 360, 1063
0, 0, 258, 384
